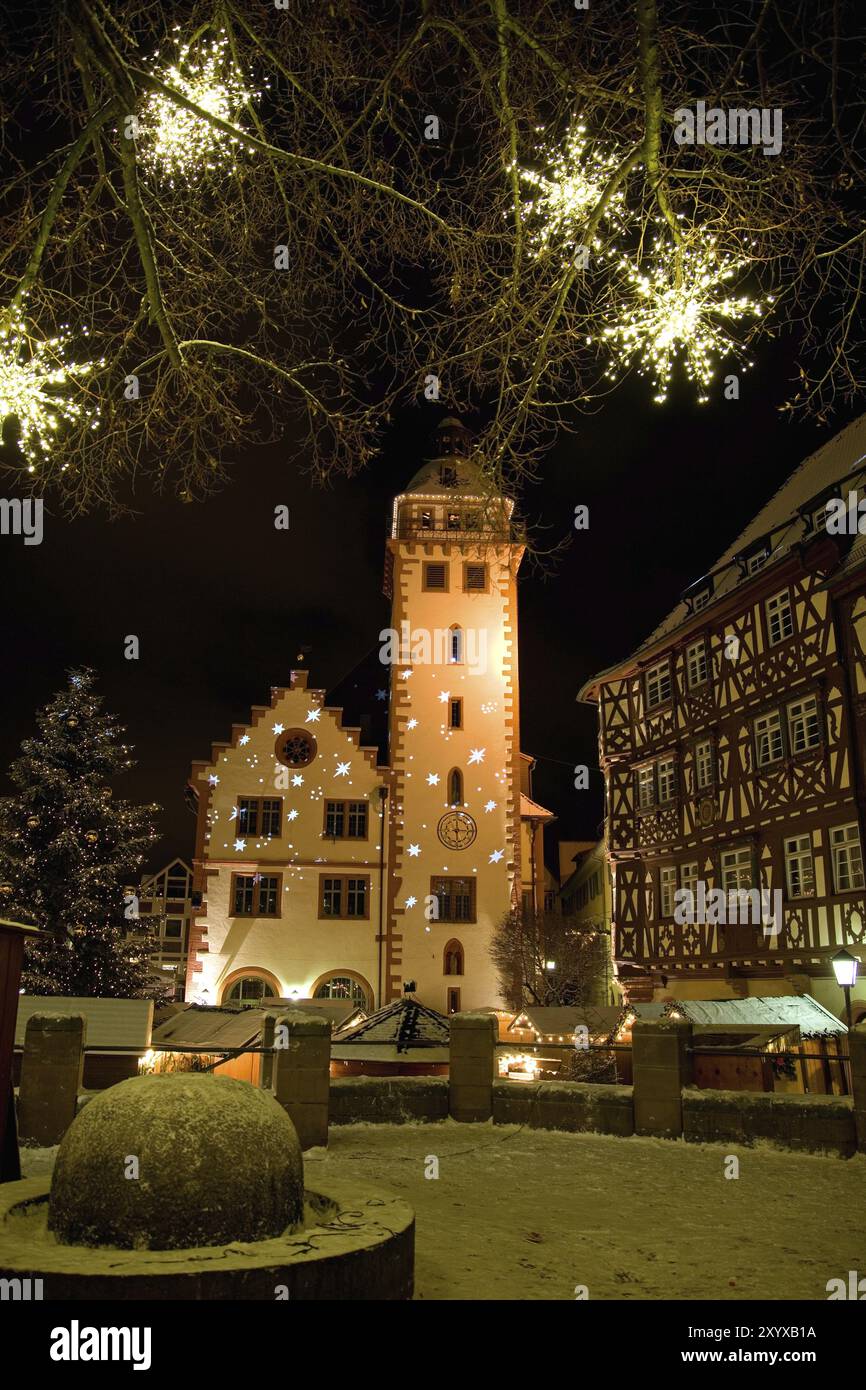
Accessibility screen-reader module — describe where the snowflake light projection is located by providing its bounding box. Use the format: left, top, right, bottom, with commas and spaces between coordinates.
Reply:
0, 311, 99, 470
139, 30, 259, 184
598, 235, 770, 404
512, 120, 630, 259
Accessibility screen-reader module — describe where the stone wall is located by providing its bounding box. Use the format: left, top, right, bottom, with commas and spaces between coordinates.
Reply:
492, 1079, 634, 1136
683, 1089, 856, 1157
329, 1076, 449, 1125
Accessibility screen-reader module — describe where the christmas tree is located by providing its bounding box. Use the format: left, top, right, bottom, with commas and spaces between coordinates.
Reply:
0, 668, 162, 997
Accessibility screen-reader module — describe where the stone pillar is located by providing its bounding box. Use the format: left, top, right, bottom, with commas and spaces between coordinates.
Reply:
849, 1021, 866, 1154
632, 1017, 692, 1139
18, 1013, 86, 1148
272, 1010, 330, 1150
449, 1012, 496, 1122
260, 1012, 276, 1092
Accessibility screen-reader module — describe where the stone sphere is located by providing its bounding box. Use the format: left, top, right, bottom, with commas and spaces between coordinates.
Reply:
48, 1073, 304, 1251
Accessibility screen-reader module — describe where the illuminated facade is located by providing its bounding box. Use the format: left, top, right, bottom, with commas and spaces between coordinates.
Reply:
186, 420, 551, 1013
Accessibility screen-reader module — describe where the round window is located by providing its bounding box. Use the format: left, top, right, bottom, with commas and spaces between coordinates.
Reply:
275, 729, 317, 767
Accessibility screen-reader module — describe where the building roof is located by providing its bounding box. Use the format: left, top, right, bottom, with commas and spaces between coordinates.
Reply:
509, 1005, 625, 1038
520, 792, 557, 822
150, 1004, 263, 1051
667, 994, 846, 1037
14, 996, 154, 1051
580, 411, 866, 694
334, 997, 451, 1050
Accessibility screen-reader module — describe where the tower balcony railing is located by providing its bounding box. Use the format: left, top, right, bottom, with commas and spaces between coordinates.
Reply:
393, 520, 521, 543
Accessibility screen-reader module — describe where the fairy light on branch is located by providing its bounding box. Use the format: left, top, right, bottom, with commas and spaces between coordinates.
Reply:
511, 120, 631, 259
139, 30, 259, 184
0, 310, 100, 470
597, 234, 771, 404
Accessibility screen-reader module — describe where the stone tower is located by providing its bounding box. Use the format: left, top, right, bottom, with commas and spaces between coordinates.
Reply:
381, 419, 526, 1011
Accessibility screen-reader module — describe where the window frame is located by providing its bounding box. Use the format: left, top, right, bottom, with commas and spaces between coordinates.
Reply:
787, 694, 821, 754
644, 659, 672, 710
784, 833, 815, 899
765, 589, 794, 647
657, 756, 677, 804
694, 739, 714, 791
430, 875, 476, 924
831, 823, 866, 893
686, 639, 708, 689
230, 871, 283, 918
323, 799, 369, 840
318, 873, 371, 920
659, 865, 677, 917
754, 708, 784, 768
463, 561, 488, 592
422, 561, 449, 592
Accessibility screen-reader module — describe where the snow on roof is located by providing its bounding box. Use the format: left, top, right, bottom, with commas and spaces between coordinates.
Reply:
667, 995, 846, 1037
150, 1005, 263, 1051
334, 998, 450, 1051
14, 995, 154, 1051
510, 1005, 626, 1038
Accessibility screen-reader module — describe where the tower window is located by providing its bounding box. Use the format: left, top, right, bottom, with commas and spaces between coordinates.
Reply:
440, 465, 457, 487
449, 698, 463, 729
449, 626, 464, 663
444, 940, 464, 975
464, 563, 487, 592
431, 876, 475, 923
447, 511, 461, 529
420, 509, 433, 529
448, 768, 463, 804
423, 562, 448, 591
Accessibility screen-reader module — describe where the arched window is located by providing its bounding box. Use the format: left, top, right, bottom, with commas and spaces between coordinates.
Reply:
443, 940, 464, 976
224, 974, 278, 1005
448, 767, 463, 805
313, 972, 372, 1011
449, 625, 463, 664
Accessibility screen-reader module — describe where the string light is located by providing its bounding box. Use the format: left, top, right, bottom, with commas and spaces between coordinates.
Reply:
139, 30, 259, 184
511, 120, 630, 259
0, 310, 99, 470
598, 233, 770, 403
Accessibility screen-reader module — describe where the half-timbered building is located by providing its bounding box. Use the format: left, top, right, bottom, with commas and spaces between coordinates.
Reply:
579, 414, 866, 1018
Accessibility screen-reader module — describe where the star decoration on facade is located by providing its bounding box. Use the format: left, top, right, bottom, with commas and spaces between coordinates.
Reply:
484, 800, 497, 812
335, 762, 351, 777
238, 734, 250, 745
405, 896, 417, 909
291, 774, 304, 787
407, 718, 418, 730
427, 773, 440, 786
208, 774, 219, 785
401, 669, 413, 679
233, 838, 246, 852
273, 723, 284, 735
376, 689, 388, 701
438, 691, 450, 703
305, 708, 321, 723
489, 849, 504, 863
408, 843, 421, 857
468, 748, 486, 765
287, 809, 298, 821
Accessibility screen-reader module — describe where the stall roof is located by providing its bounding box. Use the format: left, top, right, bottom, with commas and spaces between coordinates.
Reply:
14, 996, 153, 1051
668, 995, 846, 1038
334, 998, 450, 1051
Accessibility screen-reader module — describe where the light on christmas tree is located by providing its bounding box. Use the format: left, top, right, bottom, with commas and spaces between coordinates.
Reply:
511, 120, 630, 259
0, 311, 99, 470
598, 234, 770, 403
139, 30, 259, 184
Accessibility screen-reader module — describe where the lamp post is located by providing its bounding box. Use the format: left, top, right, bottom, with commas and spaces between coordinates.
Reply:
832, 948, 860, 1028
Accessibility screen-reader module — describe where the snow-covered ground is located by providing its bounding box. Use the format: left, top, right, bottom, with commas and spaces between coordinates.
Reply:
21, 1124, 865, 1300
305, 1122, 866, 1301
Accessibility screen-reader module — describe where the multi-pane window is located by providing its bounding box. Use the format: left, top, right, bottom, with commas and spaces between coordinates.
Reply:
638, 765, 655, 810
755, 709, 783, 767
431, 876, 476, 923
695, 740, 714, 790
784, 834, 815, 898
320, 875, 369, 918
657, 757, 676, 803
680, 862, 700, 899
687, 640, 708, 688
788, 696, 820, 753
747, 549, 767, 575
692, 588, 711, 613
232, 873, 281, 916
237, 797, 282, 838
831, 824, 866, 892
720, 846, 753, 896
324, 800, 368, 839
645, 660, 672, 709
766, 590, 794, 646
659, 866, 677, 917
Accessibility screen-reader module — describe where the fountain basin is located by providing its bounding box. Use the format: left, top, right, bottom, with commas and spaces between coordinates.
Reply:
0, 1176, 414, 1300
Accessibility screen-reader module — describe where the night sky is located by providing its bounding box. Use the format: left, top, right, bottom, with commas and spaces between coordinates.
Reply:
2, 333, 855, 871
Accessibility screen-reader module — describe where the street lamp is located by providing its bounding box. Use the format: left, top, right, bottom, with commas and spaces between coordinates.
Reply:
832, 949, 860, 1028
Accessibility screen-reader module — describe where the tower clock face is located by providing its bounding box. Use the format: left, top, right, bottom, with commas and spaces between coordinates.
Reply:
437, 811, 477, 850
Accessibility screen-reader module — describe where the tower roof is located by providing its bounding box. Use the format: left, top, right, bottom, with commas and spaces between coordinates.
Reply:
401, 416, 487, 497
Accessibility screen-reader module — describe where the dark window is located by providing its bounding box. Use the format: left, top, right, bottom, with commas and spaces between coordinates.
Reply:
276, 730, 316, 767
447, 988, 461, 1014
325, 802, 345, 838
448, 768, 463, 804
440, 465, 457, 486
237, 798, 258, 836
446, 512, 461, 529
232, 873, 281, 917
238, 797, 281, 838
432, 876, 475, 923
320, 875, 369, 919
347, 801, 368, 837
450, 627, 463, 663
449, 698, 463, 729
443, 940, 464, 975
464, 563, 487, 591
324, 800, 368, 838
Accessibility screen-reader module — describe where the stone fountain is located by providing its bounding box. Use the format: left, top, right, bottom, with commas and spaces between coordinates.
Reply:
0, 1072, 413, 1299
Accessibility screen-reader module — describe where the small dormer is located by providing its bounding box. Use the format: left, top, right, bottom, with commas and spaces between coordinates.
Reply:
682, 574, 714, 615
